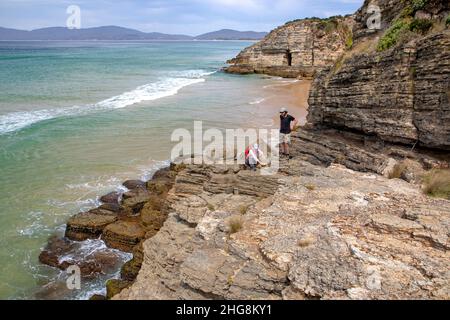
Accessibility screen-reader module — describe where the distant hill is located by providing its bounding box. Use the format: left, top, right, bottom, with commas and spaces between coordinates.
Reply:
195, 29, 267, 40
0, 26, 268, 41
0, 26, 193, 41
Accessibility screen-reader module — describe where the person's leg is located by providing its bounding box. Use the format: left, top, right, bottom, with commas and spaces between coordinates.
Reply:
249, 157, 257, 171
281, 142, 287, 156
285, 135, 292, 159
280, 134, 286, 156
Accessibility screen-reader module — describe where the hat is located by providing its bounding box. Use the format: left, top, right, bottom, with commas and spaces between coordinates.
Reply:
280, 107, 288, 113
253, 143, 259, 150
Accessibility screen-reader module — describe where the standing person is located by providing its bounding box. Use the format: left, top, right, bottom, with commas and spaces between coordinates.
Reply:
279, 107, 298, 159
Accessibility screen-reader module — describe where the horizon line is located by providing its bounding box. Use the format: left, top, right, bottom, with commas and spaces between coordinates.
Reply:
0, 25, 270, 37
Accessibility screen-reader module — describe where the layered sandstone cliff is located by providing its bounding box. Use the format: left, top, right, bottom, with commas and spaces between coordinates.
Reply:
225, 16, 354, 78
308, 0, 450, 150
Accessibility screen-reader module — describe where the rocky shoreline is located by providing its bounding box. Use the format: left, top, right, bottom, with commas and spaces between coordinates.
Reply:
39, 164, 180, 299
39, 127, 449, 300
38, 0, 450, 300
112, 134, 449, 300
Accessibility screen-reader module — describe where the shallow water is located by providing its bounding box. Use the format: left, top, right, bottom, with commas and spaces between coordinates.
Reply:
0, 41, 292, 299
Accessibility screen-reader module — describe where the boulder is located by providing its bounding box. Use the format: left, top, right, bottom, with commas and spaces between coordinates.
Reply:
106, 279, 132, 300
102, 221, 146, 252
122, 189, 151, 214
121, 242, 144, 281
39, 236, 124, 277
99, 192, 120, 204
123, 180, 146, 190
65, 212, 117, 241
98, 203, 123, 214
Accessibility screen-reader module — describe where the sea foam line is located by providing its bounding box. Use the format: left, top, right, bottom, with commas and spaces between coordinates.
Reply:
0, 70, 214, 135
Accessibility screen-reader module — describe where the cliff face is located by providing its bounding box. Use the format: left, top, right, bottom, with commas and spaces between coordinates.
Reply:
308, 31, 450, 148
308, 0, 450, 150
225, 17, 354, 78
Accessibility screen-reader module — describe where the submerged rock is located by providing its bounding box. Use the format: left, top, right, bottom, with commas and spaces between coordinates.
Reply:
123, 180, 146, 190
39, 236, 124, 277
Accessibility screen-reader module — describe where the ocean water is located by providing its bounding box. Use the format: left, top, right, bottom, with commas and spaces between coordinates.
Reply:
0, 41, 289, 299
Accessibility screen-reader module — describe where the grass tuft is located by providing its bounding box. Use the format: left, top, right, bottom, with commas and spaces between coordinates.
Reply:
422, 169, 450, 199
409, 19, 433, 34
388, 162, 408, 179
239, 205, 251, 215
227, 216, 244, 234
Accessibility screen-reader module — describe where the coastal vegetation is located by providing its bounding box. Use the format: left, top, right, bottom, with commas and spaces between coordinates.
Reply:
227, 216, 244, 235
388, 162, 408, 180
376, 0, 438, 51
239, 205, 251, 215
423, 169, 450, 199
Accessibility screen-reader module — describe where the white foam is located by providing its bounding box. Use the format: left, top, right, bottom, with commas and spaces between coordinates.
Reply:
57, 239, 132, 265
0, 70, 214, 135
249, 98, 266, 105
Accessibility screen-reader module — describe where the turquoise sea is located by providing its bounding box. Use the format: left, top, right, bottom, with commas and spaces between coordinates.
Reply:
0, 41, 292, 299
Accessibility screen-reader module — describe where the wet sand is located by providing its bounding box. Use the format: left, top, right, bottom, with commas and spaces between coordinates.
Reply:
248, 79, 311, 129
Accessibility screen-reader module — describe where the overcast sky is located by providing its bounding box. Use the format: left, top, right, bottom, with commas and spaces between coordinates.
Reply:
0, 0, 364, 35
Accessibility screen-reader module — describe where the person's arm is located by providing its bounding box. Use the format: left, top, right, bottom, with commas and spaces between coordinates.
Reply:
291, 116, 298, 131
249, 149, 260, 164
258, 150, 267, 166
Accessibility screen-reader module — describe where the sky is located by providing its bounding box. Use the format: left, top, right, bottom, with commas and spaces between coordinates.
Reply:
0, 0, 365, 35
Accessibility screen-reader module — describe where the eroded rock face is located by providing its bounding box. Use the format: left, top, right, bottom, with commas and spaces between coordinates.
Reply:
287, 128, 448, 177
115, 161, 450, 300
225, 17, 354, 78
308, 31, 450, 149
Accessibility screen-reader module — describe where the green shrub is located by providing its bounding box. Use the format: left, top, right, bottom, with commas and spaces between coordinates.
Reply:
410, 0, 428, 12
409, 18, 433, 34
318, 19, 339, 33
400, 5, 414, 18
446, 14, 450, 27
345, 35, 353, 49
401, 0, 428, 18
377, 19, 410, 51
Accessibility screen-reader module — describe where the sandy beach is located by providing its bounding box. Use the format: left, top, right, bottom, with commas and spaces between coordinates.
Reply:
248, 79, 311, 129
